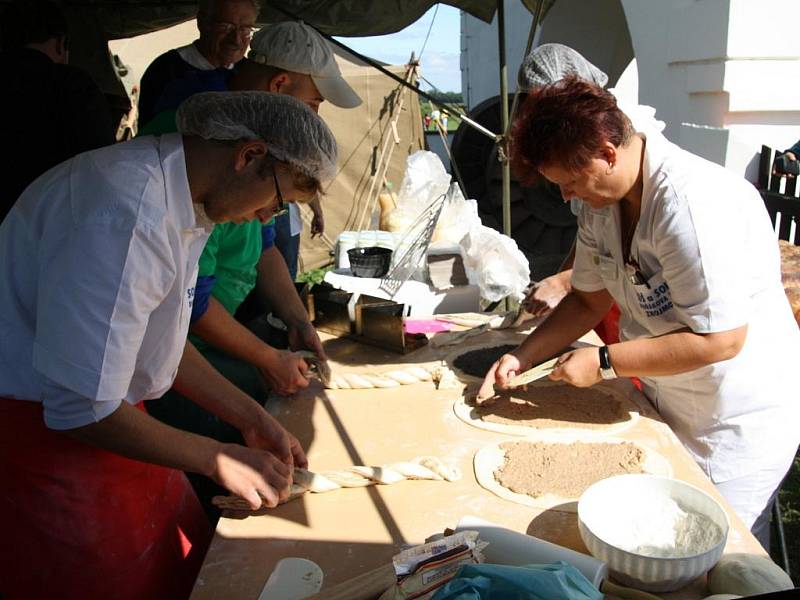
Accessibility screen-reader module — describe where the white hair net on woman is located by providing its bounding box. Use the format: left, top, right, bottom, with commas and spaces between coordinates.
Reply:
517, 43, 608, 92
176, 91, 338, 182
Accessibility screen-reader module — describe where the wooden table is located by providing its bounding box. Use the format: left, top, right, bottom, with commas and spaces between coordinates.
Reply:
191, 326, 765, 599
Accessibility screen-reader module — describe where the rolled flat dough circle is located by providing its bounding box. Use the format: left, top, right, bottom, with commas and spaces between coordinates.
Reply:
473, 437, 672, 511
453, 381, 640, 438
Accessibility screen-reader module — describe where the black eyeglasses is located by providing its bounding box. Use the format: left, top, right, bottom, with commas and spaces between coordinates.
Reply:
209, 20, 256, 38
272, 168, 288, 217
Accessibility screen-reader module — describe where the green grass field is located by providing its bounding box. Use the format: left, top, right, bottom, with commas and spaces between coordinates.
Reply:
773, 450, 800, 583
420, 100, 463, 132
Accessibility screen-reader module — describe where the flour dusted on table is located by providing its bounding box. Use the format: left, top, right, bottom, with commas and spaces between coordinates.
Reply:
593, 492, 723, 558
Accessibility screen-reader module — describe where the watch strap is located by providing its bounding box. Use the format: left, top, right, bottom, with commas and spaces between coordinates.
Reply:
598, 345, 617, 379
599, 345, 612, 370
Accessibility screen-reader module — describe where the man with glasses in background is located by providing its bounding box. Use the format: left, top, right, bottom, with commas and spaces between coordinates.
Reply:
138, 0, 258, 127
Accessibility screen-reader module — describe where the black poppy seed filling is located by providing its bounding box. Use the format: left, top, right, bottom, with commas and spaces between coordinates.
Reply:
453, 344, 574, 378
452, 345, 518, 377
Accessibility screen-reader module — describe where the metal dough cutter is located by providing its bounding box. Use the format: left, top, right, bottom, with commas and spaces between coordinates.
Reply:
504, 357, 559, 387
297, 350, 331, 388
476, 357, 559, 406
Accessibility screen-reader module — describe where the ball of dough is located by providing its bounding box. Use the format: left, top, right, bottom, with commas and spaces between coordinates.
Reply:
707, 554, 793, 595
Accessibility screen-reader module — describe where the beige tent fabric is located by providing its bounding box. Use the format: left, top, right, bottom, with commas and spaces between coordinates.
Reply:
110, 26, 424, 273
298, 55, 425, 272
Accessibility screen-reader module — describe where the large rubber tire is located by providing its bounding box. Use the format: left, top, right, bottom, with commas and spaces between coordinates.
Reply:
451, 94, 577, 281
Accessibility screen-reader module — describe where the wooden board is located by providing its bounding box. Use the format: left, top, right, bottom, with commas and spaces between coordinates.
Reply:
190, 326, 765, 600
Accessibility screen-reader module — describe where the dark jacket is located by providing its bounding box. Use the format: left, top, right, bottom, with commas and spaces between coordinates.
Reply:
138, 48, 201, 128
0, 48, 114, 222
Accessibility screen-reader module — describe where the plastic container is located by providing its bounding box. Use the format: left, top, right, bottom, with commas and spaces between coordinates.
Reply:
347, 246, 393, 278
335, 231, 358, 269
336, 231, 396, 269
578, 474, 728, 592
356, 230, 378, 248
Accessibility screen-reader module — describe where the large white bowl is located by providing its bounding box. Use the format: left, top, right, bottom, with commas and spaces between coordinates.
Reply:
578, 474, 729, 592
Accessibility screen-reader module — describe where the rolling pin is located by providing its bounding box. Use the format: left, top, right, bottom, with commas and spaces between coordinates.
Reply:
308, 524, 659, 600
454, 515, 607, 586
454, 517, 660, 600
308, 518, 603, 600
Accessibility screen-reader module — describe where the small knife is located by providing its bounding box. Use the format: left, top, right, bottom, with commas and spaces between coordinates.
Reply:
505, 357, 559, 388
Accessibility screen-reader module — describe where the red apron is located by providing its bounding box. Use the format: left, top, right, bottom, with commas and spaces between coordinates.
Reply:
0, 398, 212, 600
593, 303, 621, 345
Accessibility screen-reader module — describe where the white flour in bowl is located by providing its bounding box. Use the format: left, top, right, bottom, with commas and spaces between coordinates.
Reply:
592, 493, 723, 558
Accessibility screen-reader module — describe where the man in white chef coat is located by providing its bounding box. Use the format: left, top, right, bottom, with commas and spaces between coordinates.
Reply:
0, 91, 337, 598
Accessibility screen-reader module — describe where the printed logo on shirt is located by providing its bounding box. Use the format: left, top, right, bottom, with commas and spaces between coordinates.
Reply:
187, 287, 195, 310
635, 280, 673, 317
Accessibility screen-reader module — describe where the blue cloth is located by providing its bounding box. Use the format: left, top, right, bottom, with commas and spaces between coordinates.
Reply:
431, 562, 602, 600
273, 211, 300, 280
786, 139, 800, 156
261, 222, 276, 250
191, 275, 217, 323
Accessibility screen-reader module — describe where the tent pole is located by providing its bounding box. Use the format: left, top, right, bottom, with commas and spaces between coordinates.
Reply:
497, 0, 511, 241
498, 0, 512, 311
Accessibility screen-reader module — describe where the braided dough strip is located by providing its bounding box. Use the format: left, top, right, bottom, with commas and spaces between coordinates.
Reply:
212, 456, 461, 511
325, 365, 444, 390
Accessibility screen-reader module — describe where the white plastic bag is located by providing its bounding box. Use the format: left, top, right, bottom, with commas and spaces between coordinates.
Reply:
461, 222, 530, 303
433, 185, 480, 245
387, 153, 482, 244
386, 151, 452, 234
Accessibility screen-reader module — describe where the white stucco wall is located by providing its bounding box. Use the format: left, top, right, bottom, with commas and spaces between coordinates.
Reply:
461, 0, 800, 181
621, 0, 800, 180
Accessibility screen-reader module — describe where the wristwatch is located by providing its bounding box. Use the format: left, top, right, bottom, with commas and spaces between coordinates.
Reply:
598, 346, 617, 380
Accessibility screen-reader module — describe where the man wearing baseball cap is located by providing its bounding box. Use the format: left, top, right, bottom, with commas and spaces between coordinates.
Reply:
141, 21, 362, 519
246, 20, 361, 111
237, 21, 361, 278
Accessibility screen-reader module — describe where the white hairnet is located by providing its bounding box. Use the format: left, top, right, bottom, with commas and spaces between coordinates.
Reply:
176, 91, 338, 182
517, 43, 608, 92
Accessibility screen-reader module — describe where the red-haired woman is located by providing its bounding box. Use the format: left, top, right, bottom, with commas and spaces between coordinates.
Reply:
479, 76, 800, 550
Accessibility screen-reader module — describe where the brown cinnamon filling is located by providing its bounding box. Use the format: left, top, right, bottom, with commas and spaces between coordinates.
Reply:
495, 440, 645, 498
474, 384, 629, 428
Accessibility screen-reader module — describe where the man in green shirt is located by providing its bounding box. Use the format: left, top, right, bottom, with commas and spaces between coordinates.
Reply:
142, 22, 361, 517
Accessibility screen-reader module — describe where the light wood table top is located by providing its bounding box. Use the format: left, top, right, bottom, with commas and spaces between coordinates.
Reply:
191, 326, 764, 599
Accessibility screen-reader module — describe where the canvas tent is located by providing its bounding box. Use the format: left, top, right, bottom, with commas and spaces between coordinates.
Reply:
1, 0, 552, 271
303, 51, 425, 271
24, 1, 547, 106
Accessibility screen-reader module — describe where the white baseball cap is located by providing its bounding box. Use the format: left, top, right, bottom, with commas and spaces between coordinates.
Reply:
248, 21, 362, 109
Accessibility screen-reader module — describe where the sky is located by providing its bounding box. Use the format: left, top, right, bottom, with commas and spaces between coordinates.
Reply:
334, 5, 462, 93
